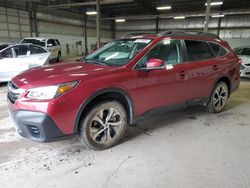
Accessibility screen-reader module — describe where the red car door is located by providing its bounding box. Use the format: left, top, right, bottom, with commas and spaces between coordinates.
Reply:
184, 40, 220, 101
132, 39, 188, 115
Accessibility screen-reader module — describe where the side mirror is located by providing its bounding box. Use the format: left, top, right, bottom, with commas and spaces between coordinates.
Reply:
47, 43, 53, 47
146, 58, 165, 70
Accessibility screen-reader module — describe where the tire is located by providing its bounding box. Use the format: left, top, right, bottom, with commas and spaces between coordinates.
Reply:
207, 81, 229, 113
56, 52, 61, 62
79, 101, 127, 150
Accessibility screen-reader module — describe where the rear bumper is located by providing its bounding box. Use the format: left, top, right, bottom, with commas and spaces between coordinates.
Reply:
8, 108, 67, 142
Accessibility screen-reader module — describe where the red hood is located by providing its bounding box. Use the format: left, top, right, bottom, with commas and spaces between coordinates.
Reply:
12, 62, 118, 89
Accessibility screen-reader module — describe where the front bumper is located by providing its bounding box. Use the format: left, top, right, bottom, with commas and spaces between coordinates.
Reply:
8, 108, 66, 142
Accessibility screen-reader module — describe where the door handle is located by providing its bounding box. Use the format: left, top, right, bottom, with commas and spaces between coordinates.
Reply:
179, 70, 186, 77
212, 65, 219, 71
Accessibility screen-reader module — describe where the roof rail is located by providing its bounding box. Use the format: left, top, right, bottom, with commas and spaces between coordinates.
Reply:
196, 32, 220, 39
125, 32, 155, 37
160, 30, 220, 39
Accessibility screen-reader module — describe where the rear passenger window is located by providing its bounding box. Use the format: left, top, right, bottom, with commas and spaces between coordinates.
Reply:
30, 45, 47, 54
185, 40, 215, 61
209, 42, 228, 57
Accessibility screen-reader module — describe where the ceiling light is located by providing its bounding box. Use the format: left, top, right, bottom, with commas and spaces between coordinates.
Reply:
156, 6, 172, 10
205, 2, 223, 6
86, 11, 97, 15
211, 14, 225, 18
174, 16, 185, 19
115, 19, 126, 23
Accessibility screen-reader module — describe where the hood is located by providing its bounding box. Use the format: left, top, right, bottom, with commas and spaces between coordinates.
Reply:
12, 61, 118, 89
238, 55, 250, 65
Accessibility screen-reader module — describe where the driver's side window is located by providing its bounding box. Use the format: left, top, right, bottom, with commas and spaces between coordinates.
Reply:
136, 39, 181, 69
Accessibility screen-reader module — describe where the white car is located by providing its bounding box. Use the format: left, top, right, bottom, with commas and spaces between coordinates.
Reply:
234, 47, 250, 78
0, 44, 50, 82
20, 38, 62, 62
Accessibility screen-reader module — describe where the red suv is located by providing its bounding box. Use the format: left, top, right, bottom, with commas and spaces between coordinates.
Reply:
8, 31, 241, 150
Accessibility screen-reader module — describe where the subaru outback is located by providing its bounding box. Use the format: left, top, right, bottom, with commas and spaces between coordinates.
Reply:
8, 31, 241, 150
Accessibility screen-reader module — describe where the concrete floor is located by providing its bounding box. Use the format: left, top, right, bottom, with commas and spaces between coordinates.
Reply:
0, 80, 250, 188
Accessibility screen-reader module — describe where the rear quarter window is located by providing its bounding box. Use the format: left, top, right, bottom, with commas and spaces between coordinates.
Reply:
209, 42, 228, 57
185, 40, 215, 61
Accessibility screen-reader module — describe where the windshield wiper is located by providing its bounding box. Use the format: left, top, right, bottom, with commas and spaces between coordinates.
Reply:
85, 59, 109, 66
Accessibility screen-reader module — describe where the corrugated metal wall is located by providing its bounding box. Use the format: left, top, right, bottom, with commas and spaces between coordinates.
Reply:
36, 13, 113, 57
0, 6, 113, 57
115, 15, 250, 47
0, 7, 30, 43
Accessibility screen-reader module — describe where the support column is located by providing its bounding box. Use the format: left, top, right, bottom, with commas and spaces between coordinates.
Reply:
156, 17, 159, 34
17, 10, 23, 39
217, 17, 222, 36
204, 0, 211, 32
26, 2, 33, 37
33, 2, 38, 37
84, 8, 88, 53
5, 7, 10, 42
96, 0, 101, 48
111, 20, 115, 40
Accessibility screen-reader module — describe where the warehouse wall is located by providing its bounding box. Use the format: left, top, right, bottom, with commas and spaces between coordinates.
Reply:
115, 15, 250, 48
0, 7, 30, 43
35, 10, 113, 57
0, 6, 113, 57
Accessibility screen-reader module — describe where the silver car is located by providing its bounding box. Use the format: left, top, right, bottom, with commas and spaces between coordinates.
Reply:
234, 47, 250, 78
0, 44, 50, 82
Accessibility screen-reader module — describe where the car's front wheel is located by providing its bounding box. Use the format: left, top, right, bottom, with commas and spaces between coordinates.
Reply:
207, 81, 229, 113
79, 101, 127, 150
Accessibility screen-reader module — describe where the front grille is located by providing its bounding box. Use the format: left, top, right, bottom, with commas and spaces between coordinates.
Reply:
7, 81, 20, 104
8, 92, 20, 104
245, 72, 250, 75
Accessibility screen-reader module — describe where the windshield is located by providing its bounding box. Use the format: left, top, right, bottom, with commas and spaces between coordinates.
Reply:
21, 39, 46, 47
234, 48, 250, 56
84, 39, 152, 66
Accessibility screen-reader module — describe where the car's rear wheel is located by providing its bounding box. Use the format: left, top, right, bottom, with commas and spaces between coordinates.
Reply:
207, 81, 229, 113
79, 101, 127, 150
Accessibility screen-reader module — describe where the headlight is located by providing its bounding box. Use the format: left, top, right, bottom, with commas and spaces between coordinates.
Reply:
27, 81, 78, 100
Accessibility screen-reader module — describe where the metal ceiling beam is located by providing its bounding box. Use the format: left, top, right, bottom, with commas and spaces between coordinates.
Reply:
48, 0, 133, 8
100, 9, 250, 20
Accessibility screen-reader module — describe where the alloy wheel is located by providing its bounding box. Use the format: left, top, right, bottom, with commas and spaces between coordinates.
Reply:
212, 84, 228, 112
89, 107, 123, 144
